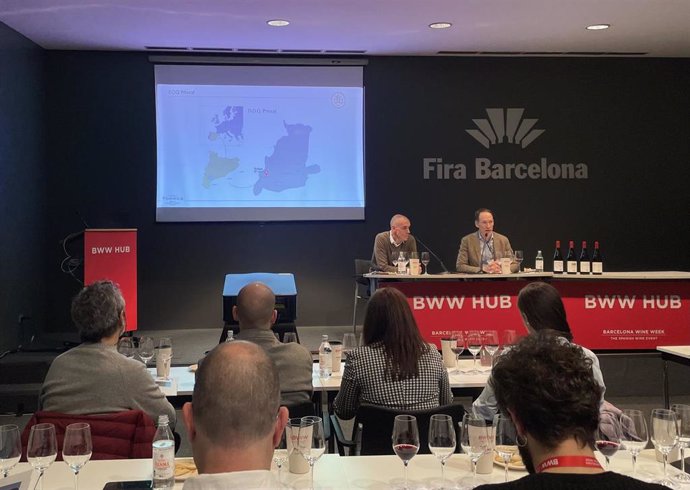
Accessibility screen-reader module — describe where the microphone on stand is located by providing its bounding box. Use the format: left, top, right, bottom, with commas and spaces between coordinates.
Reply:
412, 235, 450, 274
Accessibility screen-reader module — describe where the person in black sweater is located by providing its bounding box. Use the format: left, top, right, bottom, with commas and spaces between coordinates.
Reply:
475, 333, 666, 490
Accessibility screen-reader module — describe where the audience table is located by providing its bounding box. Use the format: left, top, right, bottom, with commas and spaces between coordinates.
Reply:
10, 449, 681, 489
657, 345, 690, 408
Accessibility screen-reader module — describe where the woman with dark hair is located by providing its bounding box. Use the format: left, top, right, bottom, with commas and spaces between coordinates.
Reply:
472, 281, 605, 421
333, 287, 452, 419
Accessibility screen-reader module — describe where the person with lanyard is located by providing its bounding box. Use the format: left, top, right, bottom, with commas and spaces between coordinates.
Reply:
455, 208, 517, 273
474, 332, 665, 490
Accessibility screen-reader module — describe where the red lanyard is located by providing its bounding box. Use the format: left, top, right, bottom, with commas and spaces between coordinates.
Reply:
536, 456, 602, 473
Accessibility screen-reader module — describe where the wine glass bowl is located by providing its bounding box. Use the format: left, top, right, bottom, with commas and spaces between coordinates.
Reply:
450, 331, 465, 374
0, 424, 22, 478
493, 414, 518, 482
62, 423, 92, 490
620, 409, 649, 476
342, 333, 357, 359
650, 408, 679, 486
460, 414, 491, 488
137, 336, 154, 365
466, 331, 483, 374
420, 251, 431, 274
514, 250, 524, 272
595, 412, 621, 470
482, 330, 499, 367
117, 337, 134, 358
392, 415, 420, 490
428, 414, 456, 487
27, 423, 57, 490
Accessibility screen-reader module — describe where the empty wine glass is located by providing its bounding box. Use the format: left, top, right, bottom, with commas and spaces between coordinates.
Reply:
620, 409, 649, 476
450, 331, 465, 374
466, 331, 482, 375
429, 414, 455, 488
298, 416, 326, 490
63, 423, 92, 490
0, 424, 21, 478
421, 251, 431, 274
482, 330, 499, 367
494, 414, 518, 482
651, 408, 679, 487
27, 423, 57, 490
137, 336, 155, 365
672, 404, 690, 483
342, 333, 357, 360
272, 426, 290, 484
595, 412, 621, 470
514, 250, 524, 272
117, 337, 134, 358
392, 415, 419, 490
460, 414, 490, 488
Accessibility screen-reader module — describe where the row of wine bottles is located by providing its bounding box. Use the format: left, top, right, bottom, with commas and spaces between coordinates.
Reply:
553, 240, 603, 274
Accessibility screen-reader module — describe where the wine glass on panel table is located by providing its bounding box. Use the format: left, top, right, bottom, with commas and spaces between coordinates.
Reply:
620, 409, 649, 477
460, 413, 490, 489
513, 250, 524, 272
493, 414, 518, 482
421, 251, 430, 274
595, 411, 621, 470
298, 416, 326, 490
62, 423, 92, 490
671, 404, 690, 483
428, 414, 456, 488
482, 330, 499, 368
466, 331, 482, 375
137, 336, 154, 365
0, 424, 21, 478
650, 408, 679, 487
392, 415, 419, 490
117, 337, 134, 358
27, 423, 57, 490
450, 331, 465, 374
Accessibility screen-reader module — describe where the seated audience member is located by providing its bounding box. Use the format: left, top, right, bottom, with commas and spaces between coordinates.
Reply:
182, 341, 289, 489
472, 281, 605, 422
474, 333, 665, 489
234, 282, 313, 405
39, 280, 175, 427
333, 287, 452, 419
372, 214, 418, 272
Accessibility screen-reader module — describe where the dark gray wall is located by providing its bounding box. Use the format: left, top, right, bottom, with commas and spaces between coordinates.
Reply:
31, 52, 690, 333
0, 23, 46, 352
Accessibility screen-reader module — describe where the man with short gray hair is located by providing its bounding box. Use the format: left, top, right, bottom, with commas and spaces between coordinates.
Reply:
182, 341, 289, 489
372, 214, 418, 272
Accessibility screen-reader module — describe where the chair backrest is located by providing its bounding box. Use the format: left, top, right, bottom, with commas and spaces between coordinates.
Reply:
355, 403, 466, 456
21, 410, 156, 460
354, 259, 373, 290
285, 400, 316, 419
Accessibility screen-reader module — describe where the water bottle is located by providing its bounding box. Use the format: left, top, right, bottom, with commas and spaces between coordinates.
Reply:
225, 330, 234, 343
152, 415, 175, 489
535, 250, 544, 272
318, 335, 332, 378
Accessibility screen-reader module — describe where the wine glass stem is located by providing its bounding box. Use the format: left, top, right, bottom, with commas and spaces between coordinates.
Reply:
504, 462, 509, 482
472, 354, 477, 372
605, 456, 610, 470
631, 452, 637, 475
472, 459, 478, 485
310, 462, 315, 490
440, 461, 445, 488
663, 453, 668, 478
404, 461, 409, 490
681, 445, 686, 474
74, 471, 79, 490
37, 469, 44, 490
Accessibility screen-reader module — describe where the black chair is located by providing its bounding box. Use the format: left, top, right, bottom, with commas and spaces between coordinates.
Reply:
330, 403, 466, 456
352, 259, 373, 334
285, 400, 316, 419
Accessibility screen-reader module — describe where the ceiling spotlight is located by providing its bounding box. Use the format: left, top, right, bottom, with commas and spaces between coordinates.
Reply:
586, 24, 610, 30
429, 22, 452, 29
267, 19, 290, 27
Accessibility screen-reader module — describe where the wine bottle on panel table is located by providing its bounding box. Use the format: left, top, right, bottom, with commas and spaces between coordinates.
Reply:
592, 241, 603, 274
553, 241, 564, 274
566, 240, 577, 274
579, 241, 590, 274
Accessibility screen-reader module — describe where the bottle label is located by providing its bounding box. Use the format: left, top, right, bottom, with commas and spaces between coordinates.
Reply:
535, 258, 544, 271
553, 261, 563, 273
567, 261, 577, 273
580, 262, 591, 274
153, 443, 175, 480
397, 262, 407, 274
592, 262, 603, 274
319, 353, 331, 370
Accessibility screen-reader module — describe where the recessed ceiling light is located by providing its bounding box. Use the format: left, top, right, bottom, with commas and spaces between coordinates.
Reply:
586, 24, 610, 30
429, 22, 452, 29
267, 19, 290, 27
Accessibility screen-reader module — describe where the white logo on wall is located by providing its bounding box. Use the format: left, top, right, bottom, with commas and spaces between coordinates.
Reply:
466, 108, 544, 149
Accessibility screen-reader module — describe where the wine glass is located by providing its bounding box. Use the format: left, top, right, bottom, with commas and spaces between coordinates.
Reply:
298, 416, 326, 490
137, 336, 154, 365
450, 331, 465, 374
157, 337, 173, 380
62, 423, 92, 490
392, 415, 419, 490
494, 414, 518, 482
27, 423, 57, 490
342, 333, 357, 360
651, 408, 679, 486
466, 331, 482, 375
482, 330, 499, 368
0, 424, 21, 478
272, 426, 290, 484
671, 404, 690, 483
460, 413, 490, 488
392, 254, 399, 272
421, 251, 431, 274
595, 412, 621, 470
117, 337, 134, 358
428, 414, 455, 488
620, 409, 649, 476
514, 250, 524, 272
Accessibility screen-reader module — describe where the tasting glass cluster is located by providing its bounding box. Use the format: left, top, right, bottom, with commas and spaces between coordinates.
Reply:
552, 240, 603, 275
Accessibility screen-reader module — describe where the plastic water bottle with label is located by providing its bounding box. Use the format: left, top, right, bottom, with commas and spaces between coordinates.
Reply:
225, 330, 234, 343
152, 415, 175, 489
535, 250, 544, 272
318, 335, 332, 378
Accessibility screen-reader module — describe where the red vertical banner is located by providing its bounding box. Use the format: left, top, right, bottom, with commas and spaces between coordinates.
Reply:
84, 229, 137, 331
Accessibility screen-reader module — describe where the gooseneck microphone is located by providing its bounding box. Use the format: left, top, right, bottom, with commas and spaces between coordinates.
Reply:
412, 235, 450, 274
